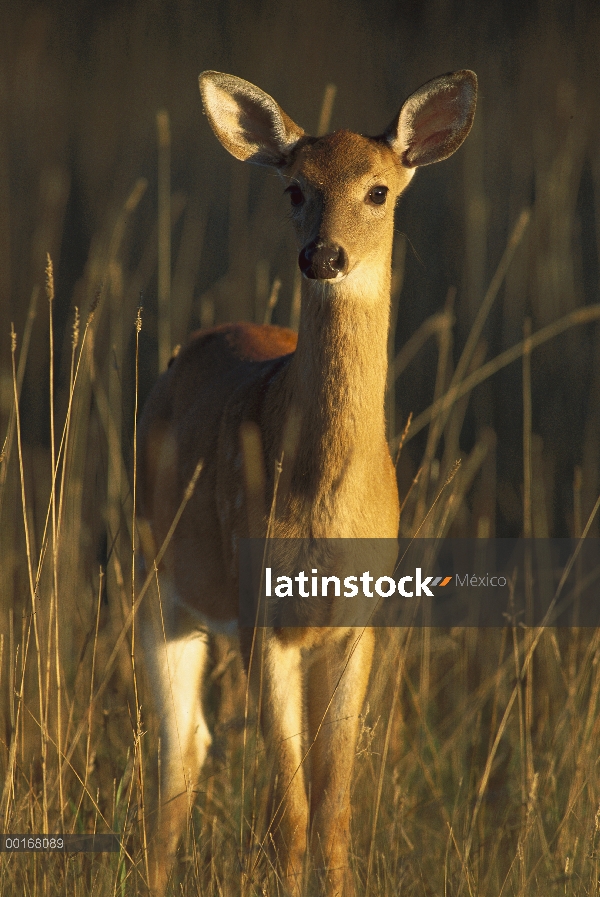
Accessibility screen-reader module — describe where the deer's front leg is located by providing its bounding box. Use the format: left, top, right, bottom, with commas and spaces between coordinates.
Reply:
306, 628, 375, 897
246, 631, 308, 894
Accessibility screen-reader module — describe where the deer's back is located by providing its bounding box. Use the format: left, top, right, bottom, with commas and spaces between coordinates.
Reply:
137, 323, 296, 620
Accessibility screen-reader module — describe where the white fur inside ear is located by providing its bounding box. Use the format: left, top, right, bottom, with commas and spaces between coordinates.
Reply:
200, 76, 262, 161
200, 72, 304, 165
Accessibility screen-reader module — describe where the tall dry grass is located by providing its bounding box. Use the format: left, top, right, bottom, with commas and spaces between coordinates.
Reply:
2, 1, 600, 894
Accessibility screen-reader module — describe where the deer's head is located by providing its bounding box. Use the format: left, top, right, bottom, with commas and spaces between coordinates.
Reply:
200, 70, 477, 287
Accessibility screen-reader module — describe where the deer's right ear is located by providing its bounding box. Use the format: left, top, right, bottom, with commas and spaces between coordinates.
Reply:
199, 72, 305, 167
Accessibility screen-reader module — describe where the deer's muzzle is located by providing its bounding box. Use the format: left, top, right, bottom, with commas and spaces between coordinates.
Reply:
299, 241, 348, 280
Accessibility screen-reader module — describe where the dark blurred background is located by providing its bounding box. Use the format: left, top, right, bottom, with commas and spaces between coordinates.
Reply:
1, 0, 600, 569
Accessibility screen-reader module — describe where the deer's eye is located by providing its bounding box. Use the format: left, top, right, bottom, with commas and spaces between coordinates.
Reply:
368, 185, 388, 206
285, 185, 304, 207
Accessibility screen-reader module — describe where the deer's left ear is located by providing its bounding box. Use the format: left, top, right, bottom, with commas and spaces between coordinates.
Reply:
384, 70, 477, 168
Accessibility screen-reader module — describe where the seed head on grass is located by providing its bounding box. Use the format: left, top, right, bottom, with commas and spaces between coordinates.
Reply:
45, 253, 54, 304
72, 306, 80, 351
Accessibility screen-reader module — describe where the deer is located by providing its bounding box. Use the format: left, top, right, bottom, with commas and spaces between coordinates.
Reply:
136, 68, 477, 896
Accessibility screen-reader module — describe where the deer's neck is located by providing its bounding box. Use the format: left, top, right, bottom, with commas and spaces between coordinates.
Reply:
283, 265, 392, 499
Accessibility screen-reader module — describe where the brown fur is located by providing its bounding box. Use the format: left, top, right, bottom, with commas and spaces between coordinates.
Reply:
138, 68, 476, 896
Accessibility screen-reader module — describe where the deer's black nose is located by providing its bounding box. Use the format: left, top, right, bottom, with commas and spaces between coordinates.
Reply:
299, 241, 348, 280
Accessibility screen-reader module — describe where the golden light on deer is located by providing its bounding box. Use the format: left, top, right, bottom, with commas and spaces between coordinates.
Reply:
136, 67, 477, 896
